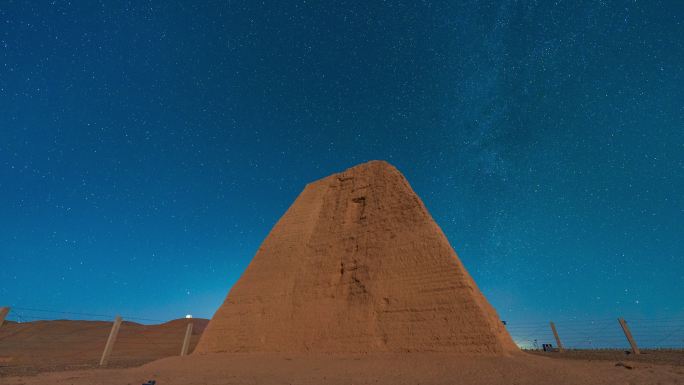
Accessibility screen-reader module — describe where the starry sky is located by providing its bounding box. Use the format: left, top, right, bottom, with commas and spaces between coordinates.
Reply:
1, 1, 682, 330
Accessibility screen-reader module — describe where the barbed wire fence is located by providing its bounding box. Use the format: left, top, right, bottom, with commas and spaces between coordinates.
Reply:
504, 317, 684, 351
7, 306, 166, 323
1, 306, 684, 375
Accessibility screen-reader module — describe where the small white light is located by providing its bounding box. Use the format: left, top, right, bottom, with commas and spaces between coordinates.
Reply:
185, 314, 193, 319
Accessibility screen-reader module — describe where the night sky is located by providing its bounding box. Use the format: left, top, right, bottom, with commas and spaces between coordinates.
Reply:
1, 1, 682, 333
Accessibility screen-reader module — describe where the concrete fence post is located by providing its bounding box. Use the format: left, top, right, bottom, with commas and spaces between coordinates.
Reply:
0, 307, 9, 328
618, 317, 640, 355
100, 315, 123, 367
550, 321, 564, 352
180, 322, 193, 356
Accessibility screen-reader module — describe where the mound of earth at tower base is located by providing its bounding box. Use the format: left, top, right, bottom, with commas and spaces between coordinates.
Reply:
196, 160, 517, 354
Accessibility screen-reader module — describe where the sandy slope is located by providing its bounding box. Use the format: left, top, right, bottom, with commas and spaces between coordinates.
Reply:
1, 352, 682, 385
0, 318, 208, 376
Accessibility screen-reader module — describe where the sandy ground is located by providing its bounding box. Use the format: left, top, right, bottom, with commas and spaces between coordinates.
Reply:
1, 352, 683, 385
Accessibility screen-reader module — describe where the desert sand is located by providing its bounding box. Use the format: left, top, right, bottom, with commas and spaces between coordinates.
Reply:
1, 352, 683, 385
0, 318, 208, 376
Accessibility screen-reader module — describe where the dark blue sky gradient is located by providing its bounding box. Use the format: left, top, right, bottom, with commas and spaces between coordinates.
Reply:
1, 1, 682, 327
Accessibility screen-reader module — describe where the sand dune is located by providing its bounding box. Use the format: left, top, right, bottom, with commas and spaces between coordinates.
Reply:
0, 318, 208, 376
